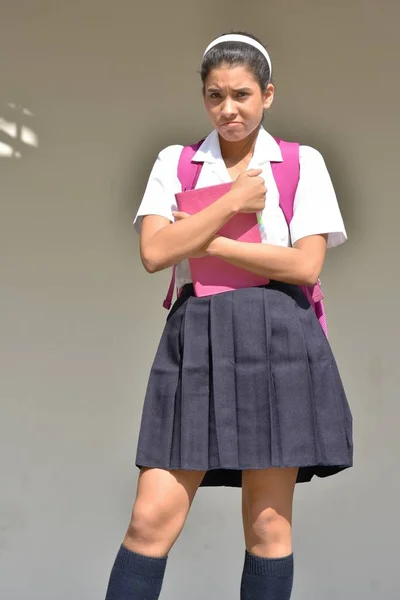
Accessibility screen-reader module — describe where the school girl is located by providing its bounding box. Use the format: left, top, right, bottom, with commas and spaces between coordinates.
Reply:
104, 32, 353, 600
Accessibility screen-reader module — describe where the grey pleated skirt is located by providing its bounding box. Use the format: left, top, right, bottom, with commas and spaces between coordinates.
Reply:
135, 282, 353, 487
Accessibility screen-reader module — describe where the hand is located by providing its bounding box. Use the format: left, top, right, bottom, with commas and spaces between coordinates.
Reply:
172, 211, 215, 258
230, 169, 267, 213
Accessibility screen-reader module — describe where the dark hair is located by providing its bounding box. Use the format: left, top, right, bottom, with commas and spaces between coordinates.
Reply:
200, 31, 271, 92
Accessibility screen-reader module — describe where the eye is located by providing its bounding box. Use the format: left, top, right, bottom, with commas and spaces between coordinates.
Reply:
210, 92, 221, 99
237, 91, 249, 98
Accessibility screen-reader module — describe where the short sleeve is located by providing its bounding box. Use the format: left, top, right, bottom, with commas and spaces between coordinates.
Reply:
133, 145, 183, 233
289, 146, 347, 248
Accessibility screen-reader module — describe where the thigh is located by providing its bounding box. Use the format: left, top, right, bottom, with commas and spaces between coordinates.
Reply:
135, 467, 206, 514
242, 468, 298, 557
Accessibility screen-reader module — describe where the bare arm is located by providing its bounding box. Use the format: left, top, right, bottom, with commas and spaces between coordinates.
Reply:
140, 191, 239, 273
206, 234, 328, 286
139, 170, 266, 273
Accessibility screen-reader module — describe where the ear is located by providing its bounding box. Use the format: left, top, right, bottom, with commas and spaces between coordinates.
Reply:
263, 83, 275, 110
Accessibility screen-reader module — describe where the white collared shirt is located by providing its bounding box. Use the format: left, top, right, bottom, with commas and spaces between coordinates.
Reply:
134, 127, 347, 290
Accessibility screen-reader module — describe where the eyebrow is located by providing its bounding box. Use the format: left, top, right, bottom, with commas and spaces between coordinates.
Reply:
206, 87, 252, 93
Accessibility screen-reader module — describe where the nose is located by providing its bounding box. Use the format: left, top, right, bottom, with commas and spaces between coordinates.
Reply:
221, 96, 237, 119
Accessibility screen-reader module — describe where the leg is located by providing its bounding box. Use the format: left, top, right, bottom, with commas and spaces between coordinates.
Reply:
124, 467, 206, 556
241, 467, 298, 600
242, 467, 297, 558
105, 468, 205, 600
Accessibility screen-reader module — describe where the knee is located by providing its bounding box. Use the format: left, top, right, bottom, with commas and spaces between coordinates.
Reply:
249, 508, 292, 555
125, 500, 185, 549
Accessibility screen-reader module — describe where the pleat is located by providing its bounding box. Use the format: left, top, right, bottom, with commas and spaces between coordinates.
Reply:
230, 288, 272, 467
262, 289, 279, 466
168, 299, 187, 467
179, 296, 211, 468
266, 287, 318, 467
294, 298, 353, 465
136, 297, 185, 468
209, 292, 238, 467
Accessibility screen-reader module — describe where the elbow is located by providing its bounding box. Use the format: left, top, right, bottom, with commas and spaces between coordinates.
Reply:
302, 263, 321, 287
303, 275, 319, 287
300, 262, 321, 287
142, 257, 163, 274
142, 260, 159, 274
141, 247, 164, 274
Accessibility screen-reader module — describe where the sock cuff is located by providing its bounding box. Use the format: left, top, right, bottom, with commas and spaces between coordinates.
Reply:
114, 545, 168, 579
244, 550, 294, 577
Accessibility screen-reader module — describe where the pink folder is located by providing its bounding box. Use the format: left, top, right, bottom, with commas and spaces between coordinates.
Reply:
175, 183, 269, 297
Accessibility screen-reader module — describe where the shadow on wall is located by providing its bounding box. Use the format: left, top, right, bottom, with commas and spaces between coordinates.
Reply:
0, 101, 39, 158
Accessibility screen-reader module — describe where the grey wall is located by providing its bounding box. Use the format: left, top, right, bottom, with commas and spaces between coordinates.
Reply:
1, 1, 398, 598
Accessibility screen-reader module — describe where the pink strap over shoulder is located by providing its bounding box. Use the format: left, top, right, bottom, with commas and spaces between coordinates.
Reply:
271, 139, 327, 335
163, 141, 203, 309
177, 142, 204, 191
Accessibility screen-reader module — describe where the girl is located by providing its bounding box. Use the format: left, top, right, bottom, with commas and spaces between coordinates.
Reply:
105, 32, 353, 600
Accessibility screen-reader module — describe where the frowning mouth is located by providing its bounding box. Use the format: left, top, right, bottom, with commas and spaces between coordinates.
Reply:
220, 122, 242, 127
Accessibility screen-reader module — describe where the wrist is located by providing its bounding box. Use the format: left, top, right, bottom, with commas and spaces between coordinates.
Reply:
207, 236, 231, 257
224, 189, 242, 215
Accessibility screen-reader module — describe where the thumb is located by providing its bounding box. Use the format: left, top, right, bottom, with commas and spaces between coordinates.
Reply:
246, 168, 263, 177
172, 210, 191, 220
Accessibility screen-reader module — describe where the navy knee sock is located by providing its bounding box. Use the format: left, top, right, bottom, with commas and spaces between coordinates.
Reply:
240, 551, 294, 600
105, 545, 167, 600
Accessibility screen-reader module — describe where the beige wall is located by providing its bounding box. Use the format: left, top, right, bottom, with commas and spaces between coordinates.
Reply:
1, 1, 399, 598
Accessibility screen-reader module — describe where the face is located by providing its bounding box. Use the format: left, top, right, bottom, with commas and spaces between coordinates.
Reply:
203, 64, 274, 142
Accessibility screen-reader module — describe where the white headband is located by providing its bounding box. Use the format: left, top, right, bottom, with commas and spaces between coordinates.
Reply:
203, 34, 272, 78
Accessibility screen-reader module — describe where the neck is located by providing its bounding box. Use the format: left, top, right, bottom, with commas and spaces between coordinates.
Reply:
218, 126, 260, 165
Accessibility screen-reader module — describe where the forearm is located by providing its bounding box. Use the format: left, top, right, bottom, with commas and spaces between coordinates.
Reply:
142, 191, 241, 272
208, 238, 323, 286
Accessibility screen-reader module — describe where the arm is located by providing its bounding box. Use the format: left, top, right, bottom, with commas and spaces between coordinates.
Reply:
140, 169, 266, 273
140, 191, 240, 273
207, 234, 328, 286
204, 145, 346, 286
